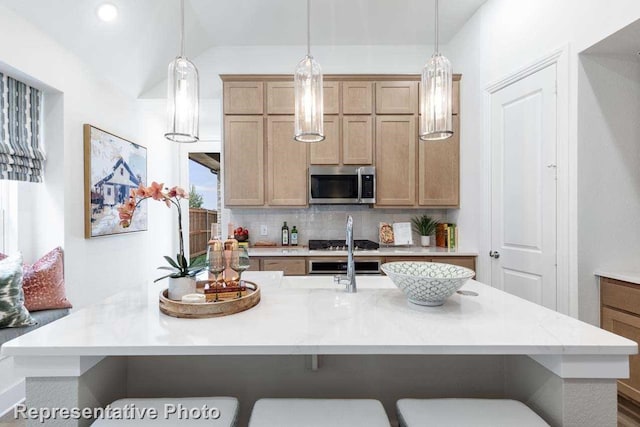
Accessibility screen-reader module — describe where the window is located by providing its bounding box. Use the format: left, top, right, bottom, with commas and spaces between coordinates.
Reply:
0, 180, 18, 254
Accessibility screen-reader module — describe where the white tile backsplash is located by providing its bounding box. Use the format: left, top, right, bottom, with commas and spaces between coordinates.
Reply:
229, 206, 449, 245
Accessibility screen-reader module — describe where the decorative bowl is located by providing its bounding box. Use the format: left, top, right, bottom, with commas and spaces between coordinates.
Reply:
381, 262, 475, 306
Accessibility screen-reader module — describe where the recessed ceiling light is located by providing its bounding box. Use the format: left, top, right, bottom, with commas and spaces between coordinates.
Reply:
97, 3, 118, 22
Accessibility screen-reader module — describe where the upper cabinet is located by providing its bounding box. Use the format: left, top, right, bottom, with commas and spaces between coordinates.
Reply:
343, 82, 374, 114
267, 82, 295, 114
221, 75, 461, 209
342, 115, 373, 165
375, 81, 418, 114
310, 116, 340, 165
418, 114, 460, 207
223, 81, 263, 115
266, 116, 308, 207
323, 82, 340, 115
223, 116, 264, 206
375, 115, 416, 206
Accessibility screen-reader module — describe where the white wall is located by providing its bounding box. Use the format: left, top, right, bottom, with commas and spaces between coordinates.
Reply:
578, 53, 640, 324
446, 0, 640, 322
0, 5, 176, 308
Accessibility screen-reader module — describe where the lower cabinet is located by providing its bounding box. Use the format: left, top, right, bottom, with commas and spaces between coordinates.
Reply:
250, 255, 476, 277
260, 258, 307, 276
601, 277, 640, 414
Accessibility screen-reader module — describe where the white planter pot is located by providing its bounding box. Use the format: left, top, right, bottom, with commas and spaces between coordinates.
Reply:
420, 235, 431, 247
168, 276, 196, 301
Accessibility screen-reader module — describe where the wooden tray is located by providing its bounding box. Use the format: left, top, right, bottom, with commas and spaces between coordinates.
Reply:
159, 281, 260, 319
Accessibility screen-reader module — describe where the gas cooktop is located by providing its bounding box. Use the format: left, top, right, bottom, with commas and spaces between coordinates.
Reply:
308, 239, 380, 251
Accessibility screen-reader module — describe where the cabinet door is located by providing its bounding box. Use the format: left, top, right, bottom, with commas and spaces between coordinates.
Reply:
453, 79, 460, 116
375, 116, 416, 206
267, 82, 295, 114
418, 115, 460, 207
343, 116, 373, 165
324, 81, 340, 115
223, 82, 264, 114
267, 117, 308, 206
343, 81, 373, 114
376, 81, 418, 114
224, 116, 264, 206
431, 257, 476, 274
601, 307, 640, 403
310, 116, 340, 165
261, 258, 307, 275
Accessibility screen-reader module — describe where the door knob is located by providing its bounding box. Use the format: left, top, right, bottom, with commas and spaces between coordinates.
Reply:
489, 251, 500, 259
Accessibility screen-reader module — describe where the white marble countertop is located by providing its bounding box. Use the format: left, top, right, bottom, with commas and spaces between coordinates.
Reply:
2, 272, 634, 360
595, 270, 640, 286
247, 247, 478, 257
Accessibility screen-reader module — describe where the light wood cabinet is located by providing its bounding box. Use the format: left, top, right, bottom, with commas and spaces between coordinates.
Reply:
600, 277, 640, 414
343, 81, 373, 114
434, 256, 475, 272
418, 115, 460, 207
223, 116, 264, 206
324, 81, 340, 115
261, 258, 307, 275
375, 115, 416, 206
453, 79, 460, 115
310, 116, 340, 165
342, 116, 373, 165
223, 81, 264, 115
376, 81, 418, 114
267, 82, 295, 114
266, 116, 308, 206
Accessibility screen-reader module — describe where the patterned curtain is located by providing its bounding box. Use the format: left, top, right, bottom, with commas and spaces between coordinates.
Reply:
0, 72, 45, 182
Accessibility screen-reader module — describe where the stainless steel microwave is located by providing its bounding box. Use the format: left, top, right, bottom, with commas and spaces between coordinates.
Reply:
308, 166, 376, 205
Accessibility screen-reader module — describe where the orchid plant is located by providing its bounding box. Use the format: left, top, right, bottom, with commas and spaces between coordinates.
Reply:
118, 182, 204, 282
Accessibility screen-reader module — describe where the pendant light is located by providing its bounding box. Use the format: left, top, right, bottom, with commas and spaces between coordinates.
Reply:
165, 0, 199, 143
420, 0, 453, 141
294, 0, 324, 143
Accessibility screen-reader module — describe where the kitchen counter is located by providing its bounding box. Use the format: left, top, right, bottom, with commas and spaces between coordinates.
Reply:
595, 270, 640, 286
247, 246, 478, 257
3, 272, 634, 426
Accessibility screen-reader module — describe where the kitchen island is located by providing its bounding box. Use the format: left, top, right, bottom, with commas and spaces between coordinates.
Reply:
2, 272, 635, 426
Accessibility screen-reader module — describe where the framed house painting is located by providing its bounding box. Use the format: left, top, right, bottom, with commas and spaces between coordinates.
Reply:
83, 124, 148, 238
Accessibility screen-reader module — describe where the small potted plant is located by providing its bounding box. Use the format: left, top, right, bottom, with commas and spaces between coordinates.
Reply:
411, 215, 440, 247
118, 182, 204, 300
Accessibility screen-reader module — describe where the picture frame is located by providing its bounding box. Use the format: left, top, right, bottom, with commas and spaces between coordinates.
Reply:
83, 124, 148, 238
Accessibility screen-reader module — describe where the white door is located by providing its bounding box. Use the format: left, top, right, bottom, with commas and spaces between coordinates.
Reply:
490, 65, 557, 309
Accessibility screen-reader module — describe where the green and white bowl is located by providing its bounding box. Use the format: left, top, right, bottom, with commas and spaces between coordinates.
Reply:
381, 262, 475, 306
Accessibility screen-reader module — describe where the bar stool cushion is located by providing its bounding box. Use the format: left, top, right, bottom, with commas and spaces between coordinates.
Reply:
91, 397, 238, 426
249, 398, 390, 427
397, 399, 549, 427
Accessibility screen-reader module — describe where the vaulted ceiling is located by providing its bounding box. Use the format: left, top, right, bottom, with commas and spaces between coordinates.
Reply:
1, 0, 487, 98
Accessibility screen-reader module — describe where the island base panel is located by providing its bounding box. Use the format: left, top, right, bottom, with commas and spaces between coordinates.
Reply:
19, 355, 617, 427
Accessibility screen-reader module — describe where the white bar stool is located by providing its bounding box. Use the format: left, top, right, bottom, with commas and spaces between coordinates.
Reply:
397, 398, 549, 427
91, 397, 238, 426
249, 398, 391, 427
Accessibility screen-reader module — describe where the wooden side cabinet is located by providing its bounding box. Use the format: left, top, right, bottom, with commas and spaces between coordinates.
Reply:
601, 276, 640, 415
223, 81, 264, 115
310, 116, 340, 165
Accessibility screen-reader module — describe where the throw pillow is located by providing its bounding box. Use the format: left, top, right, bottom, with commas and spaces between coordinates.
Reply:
23, 247, 72, 312
0, 253, 36, 328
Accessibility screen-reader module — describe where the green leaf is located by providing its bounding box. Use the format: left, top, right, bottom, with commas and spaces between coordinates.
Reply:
153, 273, 173, 283
164, 256, 179, 269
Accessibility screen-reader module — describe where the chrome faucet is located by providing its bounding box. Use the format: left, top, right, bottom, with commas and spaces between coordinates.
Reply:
334, 215, 357, 293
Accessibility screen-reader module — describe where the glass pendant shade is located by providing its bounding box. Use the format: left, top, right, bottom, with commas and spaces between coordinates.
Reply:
294, 55, 324, 143
165, 56, 200, 143
420, 53, 453, 141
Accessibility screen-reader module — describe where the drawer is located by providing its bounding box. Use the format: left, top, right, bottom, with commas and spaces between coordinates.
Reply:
601, 306, 640, 403
432, 257, 476, 273
601, 278, 640, 317
261, 258, 307, 276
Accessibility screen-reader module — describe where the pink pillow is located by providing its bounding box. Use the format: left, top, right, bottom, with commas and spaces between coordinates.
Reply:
0, 253, 6, 261
22, 248, 72, 312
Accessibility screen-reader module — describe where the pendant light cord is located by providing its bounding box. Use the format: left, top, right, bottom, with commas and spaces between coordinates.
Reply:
180, 0, 185, 57
307, 0, 311, 56
434, 0, 439, 54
